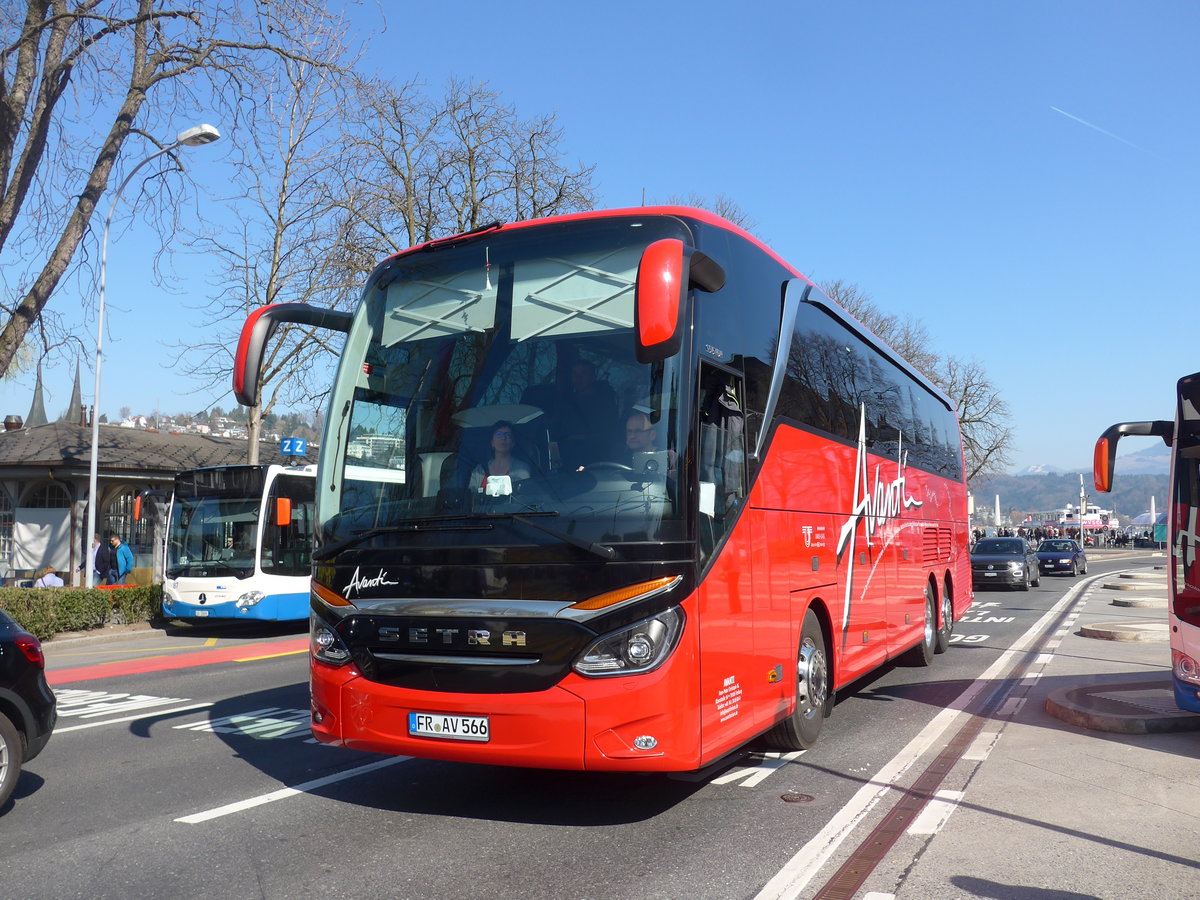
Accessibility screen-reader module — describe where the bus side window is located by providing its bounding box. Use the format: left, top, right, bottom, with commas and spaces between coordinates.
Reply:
698, 364, 747, 558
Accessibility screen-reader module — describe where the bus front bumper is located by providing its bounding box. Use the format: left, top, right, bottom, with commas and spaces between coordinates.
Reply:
162, 588, 308, 622
309, 660, 701, 772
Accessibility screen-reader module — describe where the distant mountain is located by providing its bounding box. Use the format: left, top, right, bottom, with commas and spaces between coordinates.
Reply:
1013, 440, 1170, 479
1109, 440, 1171, 475
974, 468, 1167, 524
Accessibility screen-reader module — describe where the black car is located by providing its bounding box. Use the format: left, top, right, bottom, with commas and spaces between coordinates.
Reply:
1036, 539, 1088, 577
0, 609, 56, 810
970, 537, 1041, 590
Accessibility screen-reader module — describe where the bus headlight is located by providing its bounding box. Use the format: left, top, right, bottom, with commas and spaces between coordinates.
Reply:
311, 617, 351, 666
1173, 649, 1199, 686
573, 607, 683, 677
236, 590, 265, 609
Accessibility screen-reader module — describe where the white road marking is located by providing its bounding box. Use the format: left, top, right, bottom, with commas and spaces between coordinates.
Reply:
54, 702, 215, 733
710, 751, 804, 787
963, 732, 999, 762
55, 689, 190, 717
174, 756, 411, 824
173, 707, 311, 739
996, 697, 1025, 718
906, 790, 964, 835
753, 579, 1092, 900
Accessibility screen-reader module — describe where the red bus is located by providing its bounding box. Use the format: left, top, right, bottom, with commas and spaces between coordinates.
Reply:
1094, 373, 1200, 713
234, 207, 971, 771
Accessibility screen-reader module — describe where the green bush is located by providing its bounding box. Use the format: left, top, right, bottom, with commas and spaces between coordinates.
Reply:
0, 584, 164, 640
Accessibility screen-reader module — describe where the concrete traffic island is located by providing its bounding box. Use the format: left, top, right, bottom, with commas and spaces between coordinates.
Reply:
1045, 676, 1200, 734
1043, 564, 1200, 734
1079, 620, 1169, 641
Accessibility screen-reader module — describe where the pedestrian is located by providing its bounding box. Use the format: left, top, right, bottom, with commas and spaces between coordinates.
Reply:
80, 533, 109, 585
107, 532, 134, 585
33, 565, 63, 588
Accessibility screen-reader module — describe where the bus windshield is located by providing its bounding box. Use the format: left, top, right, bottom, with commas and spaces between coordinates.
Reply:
319, 216, 692, 555
166, 494, 260, 578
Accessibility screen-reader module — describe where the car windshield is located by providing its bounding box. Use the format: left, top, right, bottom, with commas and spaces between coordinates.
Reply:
973, 539, 1023, 555
1040, 541, 1075, 552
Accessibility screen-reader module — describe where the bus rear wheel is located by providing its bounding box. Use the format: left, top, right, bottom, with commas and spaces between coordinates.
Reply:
934, 582, 953, 654
766, 609, 830, 751
902, 586, 936, 667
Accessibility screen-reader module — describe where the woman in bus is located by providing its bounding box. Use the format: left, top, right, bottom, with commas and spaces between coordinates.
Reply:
470, 420, 532, 493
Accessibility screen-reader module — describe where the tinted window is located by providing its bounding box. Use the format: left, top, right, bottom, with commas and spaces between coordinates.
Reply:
776, 298, 963, 480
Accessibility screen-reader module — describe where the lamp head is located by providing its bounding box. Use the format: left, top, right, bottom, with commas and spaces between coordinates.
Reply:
176, 124, 221, 147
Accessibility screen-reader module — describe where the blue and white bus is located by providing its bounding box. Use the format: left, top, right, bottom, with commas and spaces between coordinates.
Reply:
161, 464, 315, 622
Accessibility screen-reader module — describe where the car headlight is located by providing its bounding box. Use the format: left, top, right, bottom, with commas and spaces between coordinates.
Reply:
236, 590, 265, 608
1058, 558, 1071, 564
573, 607, 684, 677
311, 615, 352, 666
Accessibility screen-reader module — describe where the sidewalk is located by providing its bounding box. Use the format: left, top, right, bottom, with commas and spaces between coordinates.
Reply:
888, 561, 1200, 900
1044, 566, 1198, 736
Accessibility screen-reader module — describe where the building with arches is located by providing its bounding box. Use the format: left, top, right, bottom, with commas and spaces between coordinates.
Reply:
0, 415, 313, 585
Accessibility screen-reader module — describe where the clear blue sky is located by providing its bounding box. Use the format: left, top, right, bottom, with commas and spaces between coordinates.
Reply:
3, 1, 1196, 474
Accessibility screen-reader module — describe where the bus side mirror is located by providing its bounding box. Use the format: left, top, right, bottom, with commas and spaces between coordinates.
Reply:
233, 303, 353, 407
274, 497, 292, 527
1093, 420, 1173, 492
634, 240, 725, 364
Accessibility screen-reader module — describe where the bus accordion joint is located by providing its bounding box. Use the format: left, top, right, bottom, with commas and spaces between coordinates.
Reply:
312, 580, 354, 608
569, 575, 681, 611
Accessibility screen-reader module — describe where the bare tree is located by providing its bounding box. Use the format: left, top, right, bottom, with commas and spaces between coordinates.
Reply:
174, 41, 356, 462
0, 0, 347, 378
820, 279, 1013, 481
185, 75, 597, 447
338, 77, 597, 272
661, 192, 756, 233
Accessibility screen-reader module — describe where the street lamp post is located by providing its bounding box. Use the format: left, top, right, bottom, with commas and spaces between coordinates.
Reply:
85, 124, 221, 588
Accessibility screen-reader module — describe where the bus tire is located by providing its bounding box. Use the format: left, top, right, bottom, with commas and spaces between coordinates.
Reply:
766, 609, 830, 751
902, 587, 936, 667
934, 581, 953, 654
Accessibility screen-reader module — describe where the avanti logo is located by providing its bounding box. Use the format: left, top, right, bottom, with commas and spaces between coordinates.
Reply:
834, 406, 924, 649
345, 566, 399, 598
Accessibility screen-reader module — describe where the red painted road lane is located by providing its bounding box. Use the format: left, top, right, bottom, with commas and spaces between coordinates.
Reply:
47, 637, 310, 685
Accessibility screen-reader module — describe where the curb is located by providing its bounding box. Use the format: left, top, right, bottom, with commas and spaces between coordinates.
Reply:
1078, 621, 1169, 642
1045, 678, 1200, 734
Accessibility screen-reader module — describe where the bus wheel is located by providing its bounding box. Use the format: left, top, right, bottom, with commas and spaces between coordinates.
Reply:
766, 609, 830, 751
902, 586, 936, 667
934, 582, 953, 654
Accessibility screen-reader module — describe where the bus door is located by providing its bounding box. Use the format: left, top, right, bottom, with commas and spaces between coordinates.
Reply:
696, 364, 773, 739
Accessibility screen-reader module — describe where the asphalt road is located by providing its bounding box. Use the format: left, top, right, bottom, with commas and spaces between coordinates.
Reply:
1, 554, 1165, 900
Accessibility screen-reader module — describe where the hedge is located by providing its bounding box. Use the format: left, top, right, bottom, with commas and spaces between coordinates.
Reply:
0, 584, 163, 640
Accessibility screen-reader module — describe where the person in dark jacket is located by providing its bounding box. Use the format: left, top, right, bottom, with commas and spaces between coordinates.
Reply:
107, 533, 134, 585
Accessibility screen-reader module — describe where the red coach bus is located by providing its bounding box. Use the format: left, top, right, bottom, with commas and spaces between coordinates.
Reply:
234, 207, 971, 771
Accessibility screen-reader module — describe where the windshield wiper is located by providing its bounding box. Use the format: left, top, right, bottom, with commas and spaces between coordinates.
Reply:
497, 512, 616, 561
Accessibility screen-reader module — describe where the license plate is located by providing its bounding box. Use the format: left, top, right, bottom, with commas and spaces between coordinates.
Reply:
408, 712, 489, 742
983, 572, 997, 577
195, 609, 210, 616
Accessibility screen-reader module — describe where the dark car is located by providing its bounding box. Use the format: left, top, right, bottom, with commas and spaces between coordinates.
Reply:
1036, 539, 1088, 577
0, 609, 56, 810
970, 537, 1041, 590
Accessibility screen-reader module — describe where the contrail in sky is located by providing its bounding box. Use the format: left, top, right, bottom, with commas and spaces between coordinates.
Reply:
1050, 106, 1149, 153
